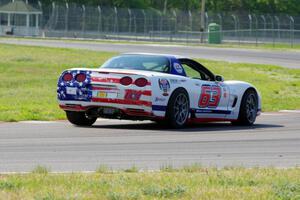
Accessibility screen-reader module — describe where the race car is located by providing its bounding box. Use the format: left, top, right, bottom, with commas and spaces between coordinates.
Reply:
57, 53, 261, 128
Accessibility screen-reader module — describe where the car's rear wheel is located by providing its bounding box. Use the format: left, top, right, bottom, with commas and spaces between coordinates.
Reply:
66, 111, 97, 126
152, 119, 167, 126
166, 88, 190, 128
232, 89, 258, 126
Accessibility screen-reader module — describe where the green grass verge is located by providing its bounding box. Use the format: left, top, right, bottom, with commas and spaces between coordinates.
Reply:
0, 44, 299, 121
202, 42, 300, 51
0, 44, 116, 121
0, 167, 300, 199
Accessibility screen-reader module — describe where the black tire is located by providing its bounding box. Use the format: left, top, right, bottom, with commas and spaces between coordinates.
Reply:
166, 88, 190, 129
152, 119, 167, 126
66, 111, 97, 126
232, 89, 258, 126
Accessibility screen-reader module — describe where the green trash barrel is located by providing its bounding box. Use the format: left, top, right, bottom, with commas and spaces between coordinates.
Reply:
208, 23, 222, 44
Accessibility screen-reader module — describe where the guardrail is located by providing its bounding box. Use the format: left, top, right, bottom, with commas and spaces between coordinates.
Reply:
0, 2, 299, 47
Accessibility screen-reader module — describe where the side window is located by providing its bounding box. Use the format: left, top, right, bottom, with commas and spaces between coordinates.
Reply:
179, 59, 215, 81
200, 71, 212, 81
181, 64, 201, 79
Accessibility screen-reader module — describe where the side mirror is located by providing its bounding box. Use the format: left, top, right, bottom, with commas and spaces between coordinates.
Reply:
215, 75, 224, 82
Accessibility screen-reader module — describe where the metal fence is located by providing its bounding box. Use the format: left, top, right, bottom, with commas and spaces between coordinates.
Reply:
1, 1, 300, 46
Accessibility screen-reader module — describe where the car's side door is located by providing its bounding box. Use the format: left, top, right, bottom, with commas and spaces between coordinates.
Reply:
196, 79, 230, 118
180, 60, 230, 119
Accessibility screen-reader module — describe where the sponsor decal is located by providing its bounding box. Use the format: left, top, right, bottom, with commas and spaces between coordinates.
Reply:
194, 109, 230, 114
170, 79, 179, 84
91, 77, 120, 83
223, 87, 228, 98
170, 79, 185, 84
158, 79, 170, 96
174, 63, 183, 74
155, 97, 166, 102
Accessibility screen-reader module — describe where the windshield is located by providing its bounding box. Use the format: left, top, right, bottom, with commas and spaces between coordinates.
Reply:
101, 55, 170, 73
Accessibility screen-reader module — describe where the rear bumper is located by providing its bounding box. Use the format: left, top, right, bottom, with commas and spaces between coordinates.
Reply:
58, 100, 154, 119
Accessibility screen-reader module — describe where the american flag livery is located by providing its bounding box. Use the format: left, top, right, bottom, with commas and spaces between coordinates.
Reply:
57, 68, 153, 114
57, 53, 261, 128
57, 70, 92, 102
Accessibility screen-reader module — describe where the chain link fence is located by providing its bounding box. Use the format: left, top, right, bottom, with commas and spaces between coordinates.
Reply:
1, 1, 299, 47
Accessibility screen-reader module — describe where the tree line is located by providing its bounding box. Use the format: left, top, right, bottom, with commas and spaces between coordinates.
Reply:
30, 0, 300, 15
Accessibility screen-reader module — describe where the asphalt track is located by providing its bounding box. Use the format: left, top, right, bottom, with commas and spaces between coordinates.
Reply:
0, 39, 299, 172
0, 111, 299, 172
1, 38, 300, 68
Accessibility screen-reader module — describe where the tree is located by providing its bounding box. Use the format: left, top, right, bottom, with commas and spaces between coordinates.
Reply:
32, 0, 300, 15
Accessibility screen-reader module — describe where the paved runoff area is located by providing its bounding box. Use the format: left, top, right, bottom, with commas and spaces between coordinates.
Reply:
0, 111, 299, 173
1, 38, 300, 69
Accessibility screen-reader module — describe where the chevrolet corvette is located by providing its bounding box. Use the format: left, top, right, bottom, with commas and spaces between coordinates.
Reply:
57, 53, 261, 128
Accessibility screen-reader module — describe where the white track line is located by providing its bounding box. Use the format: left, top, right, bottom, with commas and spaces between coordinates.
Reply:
11, 111, 300, 124
279, 110, 300, 113
19, 121, 58, 124
16, 119, 116, 124
260, 113, 284, 116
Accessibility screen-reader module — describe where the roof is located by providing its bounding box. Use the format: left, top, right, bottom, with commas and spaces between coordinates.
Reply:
0, 0, 42, 14
121, 52, 190, 60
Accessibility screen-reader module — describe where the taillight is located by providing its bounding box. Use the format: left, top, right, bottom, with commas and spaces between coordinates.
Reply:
120, 76, 133, 86
75, 73, 86, 82
134, 78, 148, 87
62, 73, 73, 82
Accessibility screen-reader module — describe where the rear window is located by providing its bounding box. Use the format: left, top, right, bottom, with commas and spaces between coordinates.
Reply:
101, 55, 170, 73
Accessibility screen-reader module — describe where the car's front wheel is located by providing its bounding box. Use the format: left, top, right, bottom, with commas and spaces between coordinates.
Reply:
166, 88, 190, 129
232, 89, 258, 126
66, 111, 97, 126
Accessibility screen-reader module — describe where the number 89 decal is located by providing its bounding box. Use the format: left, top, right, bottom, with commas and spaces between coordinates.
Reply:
199, 85, 221, 108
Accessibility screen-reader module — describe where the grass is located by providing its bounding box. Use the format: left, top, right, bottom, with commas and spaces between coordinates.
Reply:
0, 166, 300, 199
202, 42, 300, 51
0, 44, 299, 121
0, 44, 116, 121
31, 165, 50, 174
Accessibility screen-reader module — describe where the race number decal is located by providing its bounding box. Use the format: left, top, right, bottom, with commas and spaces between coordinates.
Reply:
199, 85, 221, 108
124, 90, 142, 100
